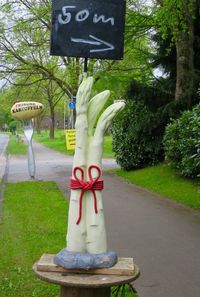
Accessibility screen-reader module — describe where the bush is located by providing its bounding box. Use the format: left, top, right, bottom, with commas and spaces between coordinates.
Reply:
164, 104, 200, 178
112, 78, 197, 171
112, 100, 165, 170
9, 120, 18, 134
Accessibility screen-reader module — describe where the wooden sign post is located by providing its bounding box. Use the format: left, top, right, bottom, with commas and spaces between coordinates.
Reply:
50, 0, 126, 60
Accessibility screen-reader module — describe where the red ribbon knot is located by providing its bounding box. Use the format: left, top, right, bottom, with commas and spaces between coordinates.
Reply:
70, 165, 104, 225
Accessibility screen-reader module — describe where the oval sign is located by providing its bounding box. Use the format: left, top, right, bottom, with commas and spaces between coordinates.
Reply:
11, 101, 44, 120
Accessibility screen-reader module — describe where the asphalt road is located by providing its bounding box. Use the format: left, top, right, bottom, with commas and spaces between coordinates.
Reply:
0, 133, 9, 155
6, 141, 200, 297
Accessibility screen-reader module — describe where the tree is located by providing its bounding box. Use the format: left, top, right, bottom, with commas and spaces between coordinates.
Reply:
155, 0, 197, 106
0, 0, 154, 101
94, 2, 155, 97
0, 75, 67, 138
0, 0, 157, 141
39, 79, 64, 138
0, 110, 6, 130
0, 0, 82, 137
0, 0, 81, 98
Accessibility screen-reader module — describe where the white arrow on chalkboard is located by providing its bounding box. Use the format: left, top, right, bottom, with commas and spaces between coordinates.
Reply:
71, 35, 115, 53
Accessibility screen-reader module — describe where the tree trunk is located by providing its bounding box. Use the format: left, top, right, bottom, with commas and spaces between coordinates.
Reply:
49, 107, 55, 139
35, 116, 42, 134
175, 3, 195, 106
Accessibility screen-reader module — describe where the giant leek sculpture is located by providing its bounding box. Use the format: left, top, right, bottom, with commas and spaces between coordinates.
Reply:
55, 77, 125, 269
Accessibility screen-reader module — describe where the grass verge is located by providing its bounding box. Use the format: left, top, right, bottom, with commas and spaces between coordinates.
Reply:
103, 134, 115, 158
0, 181, 67, 297
7, 135, 27, 155
34, 130, 114, 158
0, 181, 138, 297
114, 163, 200, 210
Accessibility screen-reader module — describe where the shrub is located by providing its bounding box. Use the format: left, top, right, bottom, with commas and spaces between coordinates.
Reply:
164, 104, 200, 178
112, 78, 196, 171
9, 120, 18, 133
112, 100, 165, 170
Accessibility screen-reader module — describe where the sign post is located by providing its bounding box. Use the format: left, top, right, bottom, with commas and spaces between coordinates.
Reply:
63, 97, 67, 130
68, 95, 76, 129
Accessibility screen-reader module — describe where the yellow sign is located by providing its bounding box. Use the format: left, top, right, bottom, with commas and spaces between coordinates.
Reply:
66, 129, 76, 150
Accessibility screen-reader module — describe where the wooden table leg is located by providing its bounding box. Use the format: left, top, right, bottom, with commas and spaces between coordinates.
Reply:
60, 286, 110, 297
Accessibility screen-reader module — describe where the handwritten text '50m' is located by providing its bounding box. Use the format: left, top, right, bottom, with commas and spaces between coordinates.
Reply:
58, 6, 115, 26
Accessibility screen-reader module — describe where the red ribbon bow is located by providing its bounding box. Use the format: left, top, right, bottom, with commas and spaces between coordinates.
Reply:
70, 165, 104, 225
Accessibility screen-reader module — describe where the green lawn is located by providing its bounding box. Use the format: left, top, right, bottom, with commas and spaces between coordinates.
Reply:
0, 181, 67, 297
103, 134, 115, 158
0, 181, 138, 297
34, 130, 115, 158
7, 135, 27, 155
114, 163, 200, 210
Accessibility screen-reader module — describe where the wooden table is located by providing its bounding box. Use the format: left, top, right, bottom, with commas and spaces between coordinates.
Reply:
33, 259, 140, 297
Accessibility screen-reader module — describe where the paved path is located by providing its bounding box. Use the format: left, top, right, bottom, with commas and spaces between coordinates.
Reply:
0, 134, 9, 155
7, 140, 200, 297
0, 133, 9, 218
0, 133, 9, 180
8, 141, 118, 195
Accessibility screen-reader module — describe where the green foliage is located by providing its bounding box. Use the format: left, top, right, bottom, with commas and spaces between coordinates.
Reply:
0, 110, 6, 129
0, 109, 13, 130
153, 1, 200, 107
113, 163, 200, 210
112, 72, 198, 171
112, 100, 165, 170
112, 78, 178, 170
155, 0, 196, 40
111, 284, 138, 297
151, 30, 176, 93
8, 121, 18, 133
92, 3, 154, 98
164, 104, 200, 178
0, 0, 154, 112
125, 79, 173, 111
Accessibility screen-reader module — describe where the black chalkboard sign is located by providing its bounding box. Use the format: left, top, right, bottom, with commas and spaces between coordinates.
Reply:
50, 0, 126, 60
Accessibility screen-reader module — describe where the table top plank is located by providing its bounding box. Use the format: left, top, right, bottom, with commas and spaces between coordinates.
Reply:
36, 254, 135, 276
33, 254, 140, 288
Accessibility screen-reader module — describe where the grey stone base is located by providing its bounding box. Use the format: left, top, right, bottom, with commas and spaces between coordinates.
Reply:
54, 249, 118, 270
